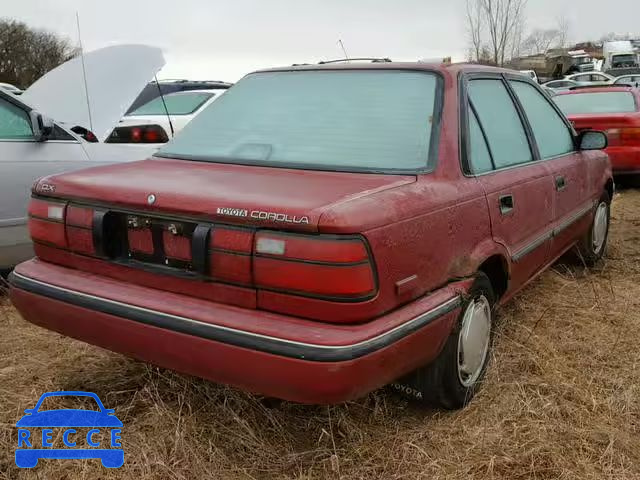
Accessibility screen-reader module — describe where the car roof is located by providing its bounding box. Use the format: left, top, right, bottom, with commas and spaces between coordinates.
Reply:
252, 61, 512, 77
544, 79, 577, 85
566, 72, 611, 79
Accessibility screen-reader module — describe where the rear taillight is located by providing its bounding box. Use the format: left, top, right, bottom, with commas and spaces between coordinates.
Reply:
253, 232, 376, 300
66, 206, 95, 255
28, 199, 67, 248
606, 128, 640, 147
105, 125, 169, 144
30, 200, 378, 303
209, 227, 253, 285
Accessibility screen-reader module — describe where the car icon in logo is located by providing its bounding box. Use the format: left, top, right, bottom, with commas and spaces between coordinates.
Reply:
15, 391, 123, 468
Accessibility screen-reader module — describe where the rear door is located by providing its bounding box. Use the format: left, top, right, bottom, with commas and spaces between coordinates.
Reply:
463, 75, 555, 290
507, 77, 590, 257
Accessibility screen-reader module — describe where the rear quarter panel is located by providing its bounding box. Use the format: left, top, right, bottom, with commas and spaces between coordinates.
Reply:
318, 69, 499, 315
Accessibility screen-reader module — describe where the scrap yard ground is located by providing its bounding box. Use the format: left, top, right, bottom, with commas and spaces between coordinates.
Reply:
1, 189, 640, 479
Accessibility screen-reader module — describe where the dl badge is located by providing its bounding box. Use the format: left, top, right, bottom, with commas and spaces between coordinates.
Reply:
15, 391, 123, 468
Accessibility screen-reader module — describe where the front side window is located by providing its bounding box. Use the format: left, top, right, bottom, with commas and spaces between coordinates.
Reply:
130, 91, 215, 116
468, 79, 532, 169
510, 81, 574, 159
0, 98, 33, 140
157, 70, 440, 172
554, 92, 637, 115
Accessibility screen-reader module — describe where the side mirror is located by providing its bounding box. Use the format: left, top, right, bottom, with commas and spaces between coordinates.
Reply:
29, 111, 54, 142
578, 130, 608, 151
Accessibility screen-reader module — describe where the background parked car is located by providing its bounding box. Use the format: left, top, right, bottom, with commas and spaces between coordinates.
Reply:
125, 79, 232, 114
0, 82, 23, 95
10, 63, 612, 410
613, 75, 640, 87
554, 86, 640, 178
107, 89, 226, 144
0, 45, 164, 271
519, 69, 539, 83
542, 79, 579, 94
564, 72, 614, 85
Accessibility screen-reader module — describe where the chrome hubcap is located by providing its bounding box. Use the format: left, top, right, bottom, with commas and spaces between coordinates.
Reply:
592, 202, 608, 254
457, 295, 491, 388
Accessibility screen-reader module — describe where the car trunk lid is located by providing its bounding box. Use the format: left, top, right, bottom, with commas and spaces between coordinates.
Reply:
37, 157, 415, 232
31, 158, 414, 320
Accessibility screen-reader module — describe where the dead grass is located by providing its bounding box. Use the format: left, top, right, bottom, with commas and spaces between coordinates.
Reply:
2, 190, 640, 479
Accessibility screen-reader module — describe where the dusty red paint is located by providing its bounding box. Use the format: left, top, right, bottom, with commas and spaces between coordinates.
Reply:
12, 63, 613, 403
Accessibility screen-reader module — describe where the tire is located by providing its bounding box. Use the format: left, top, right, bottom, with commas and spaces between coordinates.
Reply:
576, 192, 610, 267
391, 272, 495, 409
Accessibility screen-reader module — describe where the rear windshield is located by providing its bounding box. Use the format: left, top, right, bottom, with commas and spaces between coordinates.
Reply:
554, 92, 637, 115
130, 91, 214, 116
156, 70, 440, 172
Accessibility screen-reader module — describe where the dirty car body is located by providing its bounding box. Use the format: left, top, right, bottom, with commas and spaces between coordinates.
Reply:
9, 63, 613, 407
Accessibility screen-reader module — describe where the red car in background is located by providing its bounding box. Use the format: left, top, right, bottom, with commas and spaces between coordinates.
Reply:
555, 86, 640, 177
9, 63, 612, 409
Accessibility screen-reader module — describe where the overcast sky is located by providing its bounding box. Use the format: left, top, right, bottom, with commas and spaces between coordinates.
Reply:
4, 0, 640, 81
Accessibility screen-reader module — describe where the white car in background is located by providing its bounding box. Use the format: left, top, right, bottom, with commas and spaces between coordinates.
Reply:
0, 82, 23, 95
0, 44, 165, 270
564, 72, 614, 85
107, 89, 226, 144
613, 74, 640, 87
519, 69, 539, 83
542, 79, 579, 94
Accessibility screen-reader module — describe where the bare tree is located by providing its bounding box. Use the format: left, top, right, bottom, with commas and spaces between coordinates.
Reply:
556, 16, 570, 49
466, 0, 484, 62
521, 28, 561, 55
0, 18, 77, 89
465, 0, 527, 66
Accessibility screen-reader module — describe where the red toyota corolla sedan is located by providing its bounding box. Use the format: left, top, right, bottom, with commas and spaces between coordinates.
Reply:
555, 86, 640, 177
9, 62, 612, 409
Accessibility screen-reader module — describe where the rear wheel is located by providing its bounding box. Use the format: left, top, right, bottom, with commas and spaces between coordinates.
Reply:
577, 192, 610, 267
391, 273, 495, 409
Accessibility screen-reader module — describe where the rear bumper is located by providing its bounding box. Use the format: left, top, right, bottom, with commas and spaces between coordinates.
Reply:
9, 259, 465, 403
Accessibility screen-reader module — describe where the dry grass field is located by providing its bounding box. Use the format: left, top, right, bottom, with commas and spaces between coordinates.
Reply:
1, 189, 640, 479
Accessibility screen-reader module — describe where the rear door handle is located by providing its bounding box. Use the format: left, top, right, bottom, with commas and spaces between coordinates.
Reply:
555, 176, 567, 191
499, 194, 514, 215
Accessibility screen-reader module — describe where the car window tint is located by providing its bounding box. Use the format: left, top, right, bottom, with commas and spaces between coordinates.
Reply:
510, 81, 574, 158
554, 92, 637, 114
468, 79, 532, 169
158, 71, 440, 171
130, 91, 215, 116
0, 98, 33, 139
468, 106, 493, 173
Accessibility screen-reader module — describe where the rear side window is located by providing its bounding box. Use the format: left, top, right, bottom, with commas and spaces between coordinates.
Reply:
510, 81, 574, 159
554, 92, 637, 115
157, 70, 440, 172
0, 98, 33, 140
468, 106, 493, 174
468, 79, 532, 169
